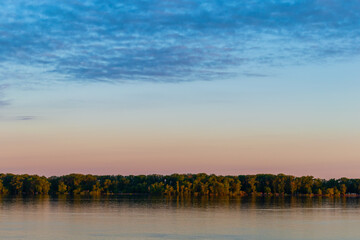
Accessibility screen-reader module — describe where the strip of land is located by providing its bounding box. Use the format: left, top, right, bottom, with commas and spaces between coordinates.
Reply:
0, 173, 357, 196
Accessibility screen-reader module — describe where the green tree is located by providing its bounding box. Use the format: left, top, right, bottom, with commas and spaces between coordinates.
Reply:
0, 179, 8, 194
149, 182, 165, 194
10, 175, 24, 194
246, 176, 257, 194
340, 184, 347, 195
326, 188, 334, 196
58, 181, 68, 194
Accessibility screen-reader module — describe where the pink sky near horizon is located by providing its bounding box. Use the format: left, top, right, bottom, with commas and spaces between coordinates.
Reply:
1, 118, 359, 179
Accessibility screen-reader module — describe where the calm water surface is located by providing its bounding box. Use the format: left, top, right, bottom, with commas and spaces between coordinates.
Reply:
1, 196, 360, 240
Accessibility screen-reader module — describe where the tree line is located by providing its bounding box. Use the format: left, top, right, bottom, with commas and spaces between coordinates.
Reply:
0, 173, 359, 196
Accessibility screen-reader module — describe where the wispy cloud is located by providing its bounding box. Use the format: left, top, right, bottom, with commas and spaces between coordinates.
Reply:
0, 100, 9, 107
0, 84, 10, 107
0, 115, 37, 122
0, 0, 359, 83
15, 116, 36, 121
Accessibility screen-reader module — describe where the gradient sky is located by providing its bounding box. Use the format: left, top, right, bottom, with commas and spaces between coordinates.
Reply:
1, 0, 359, 178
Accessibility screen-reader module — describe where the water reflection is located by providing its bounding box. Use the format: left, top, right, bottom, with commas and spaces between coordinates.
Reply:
1, 195, 360, 209
1, 196, 360, 240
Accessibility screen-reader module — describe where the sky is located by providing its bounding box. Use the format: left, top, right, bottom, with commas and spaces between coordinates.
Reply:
0, 0, 359, 178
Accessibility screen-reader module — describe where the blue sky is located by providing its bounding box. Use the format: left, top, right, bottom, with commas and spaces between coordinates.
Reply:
1, 0, 360, 84
0, 0, 360, 177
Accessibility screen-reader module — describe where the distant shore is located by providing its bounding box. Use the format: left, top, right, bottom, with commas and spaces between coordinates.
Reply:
0, 173, 359, 197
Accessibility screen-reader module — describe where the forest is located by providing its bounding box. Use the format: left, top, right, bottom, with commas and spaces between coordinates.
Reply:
0, 173, 358, 196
